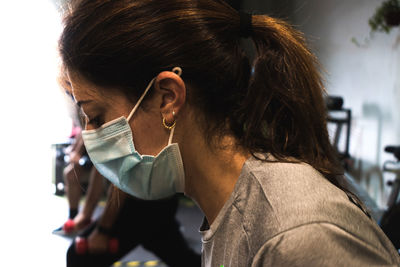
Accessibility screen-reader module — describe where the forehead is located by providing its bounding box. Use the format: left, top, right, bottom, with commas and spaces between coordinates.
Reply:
66, 70, 134, 113
66, 70, 102, 102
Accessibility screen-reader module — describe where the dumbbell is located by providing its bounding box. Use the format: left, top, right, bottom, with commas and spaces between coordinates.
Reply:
63, 218, 92, 234
75, 236, 119, 254
63, 219, 75, 233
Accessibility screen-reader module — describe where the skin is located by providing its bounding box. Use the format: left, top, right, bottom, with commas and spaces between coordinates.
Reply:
68, 69, 250, 241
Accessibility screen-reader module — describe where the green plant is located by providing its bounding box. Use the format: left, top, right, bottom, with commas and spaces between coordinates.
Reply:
369, 0, 400, 33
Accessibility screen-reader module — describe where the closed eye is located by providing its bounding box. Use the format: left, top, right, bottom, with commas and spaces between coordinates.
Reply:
86, 115, 104, 129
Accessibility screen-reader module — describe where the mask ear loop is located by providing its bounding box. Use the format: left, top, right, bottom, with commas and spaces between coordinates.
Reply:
167, 67, 182, 145
164, 110, 177, 145
172, 67, 182, 76
127, 67, 182, 122
128, 67, 182, 144
127, 77, 156, 122
168, 125, 175, 145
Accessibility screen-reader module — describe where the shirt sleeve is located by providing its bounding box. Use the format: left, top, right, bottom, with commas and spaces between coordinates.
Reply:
251, 222, 399, 267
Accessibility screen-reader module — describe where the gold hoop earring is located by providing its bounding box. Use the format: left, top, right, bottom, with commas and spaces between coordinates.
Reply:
162, 117, 176, 130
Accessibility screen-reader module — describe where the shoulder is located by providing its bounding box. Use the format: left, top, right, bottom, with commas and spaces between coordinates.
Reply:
236, 155, 348, 227
245, 154, 332, 196
251, 222, 400, 267
234, 155, 388, 257
239, 154, 351, 215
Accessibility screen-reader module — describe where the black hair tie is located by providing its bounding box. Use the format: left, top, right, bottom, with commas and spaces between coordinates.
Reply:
239, 11, 252, 38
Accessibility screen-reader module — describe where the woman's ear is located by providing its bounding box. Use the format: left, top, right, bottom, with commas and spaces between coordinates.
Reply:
154, 69, 186, 125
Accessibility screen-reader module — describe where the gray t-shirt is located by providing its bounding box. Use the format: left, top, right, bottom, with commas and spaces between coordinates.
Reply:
200, 155, 400, 266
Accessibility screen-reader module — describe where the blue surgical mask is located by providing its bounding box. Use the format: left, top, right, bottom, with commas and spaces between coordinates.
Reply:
81, 67, 185, 200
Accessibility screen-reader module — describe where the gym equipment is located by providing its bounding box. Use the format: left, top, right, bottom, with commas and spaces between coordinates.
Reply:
326, 95, 351, 165
63, 219, 75, 233
326, 95, 381, 221
52, 141, 72, 196
60, 218, 92, 234
380, 145, 400, 252
111, 260, 167, 267
51, 141, 92, 196
383, 146, 400, 209
75, 236, 119, 254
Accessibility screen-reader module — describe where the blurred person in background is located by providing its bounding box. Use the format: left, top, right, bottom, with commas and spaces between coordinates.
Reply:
54, 74, 106, 235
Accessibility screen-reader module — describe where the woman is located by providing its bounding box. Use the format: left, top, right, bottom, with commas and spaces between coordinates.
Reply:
59, 0, 400, 266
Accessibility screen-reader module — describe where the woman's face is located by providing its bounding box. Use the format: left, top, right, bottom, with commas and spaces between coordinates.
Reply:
67, 71, 172, 156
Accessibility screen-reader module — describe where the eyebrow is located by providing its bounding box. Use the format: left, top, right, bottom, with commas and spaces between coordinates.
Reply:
76, 100, 93, 107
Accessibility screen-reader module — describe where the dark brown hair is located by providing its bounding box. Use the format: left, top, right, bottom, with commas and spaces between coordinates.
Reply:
59, 0, 367, 213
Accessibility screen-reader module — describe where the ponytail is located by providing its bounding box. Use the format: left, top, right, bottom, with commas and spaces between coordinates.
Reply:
233, 15, 339, 175
232, 15, 370, 216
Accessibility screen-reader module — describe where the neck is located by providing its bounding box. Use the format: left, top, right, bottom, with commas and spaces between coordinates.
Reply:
182, 133, 250, 225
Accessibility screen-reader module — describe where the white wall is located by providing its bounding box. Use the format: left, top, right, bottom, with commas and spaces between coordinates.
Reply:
290, 0, 400, 206
0, 1, 70, 265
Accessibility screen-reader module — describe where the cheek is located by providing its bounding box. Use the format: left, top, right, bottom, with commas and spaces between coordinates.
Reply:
130, 110, 169, 156
101, 98, 133, 124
